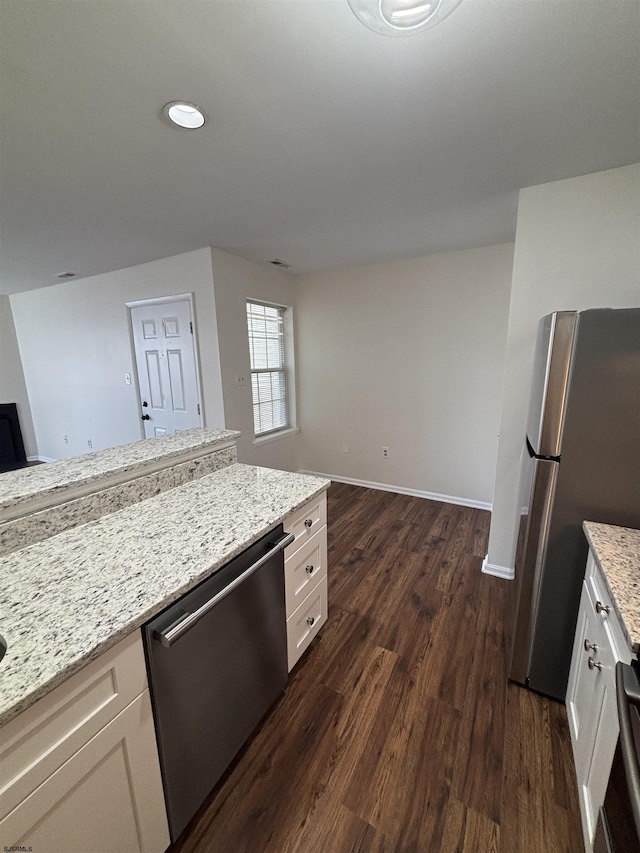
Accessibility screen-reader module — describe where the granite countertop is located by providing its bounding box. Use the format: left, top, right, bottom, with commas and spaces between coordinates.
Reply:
0, 463, 329, 727
0, 427, 240, 523
583, 521, 640, 653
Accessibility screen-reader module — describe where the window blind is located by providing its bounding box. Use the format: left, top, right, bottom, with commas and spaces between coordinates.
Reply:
246, 301, 289, 436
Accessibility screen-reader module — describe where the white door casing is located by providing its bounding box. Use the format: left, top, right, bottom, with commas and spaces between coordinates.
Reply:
129, 296, 203, 439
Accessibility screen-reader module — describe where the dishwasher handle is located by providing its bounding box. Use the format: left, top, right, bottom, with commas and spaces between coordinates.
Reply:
615, 661, 640, 841
155, 531, 295, 648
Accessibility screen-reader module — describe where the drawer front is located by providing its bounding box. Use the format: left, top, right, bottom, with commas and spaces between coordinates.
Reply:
0, 632, 148, 821
284, 526, 327, 616
286, 575, 328, 672
585, 555, 631, 664
586, 552, 609, 611
284, 493, 327, 560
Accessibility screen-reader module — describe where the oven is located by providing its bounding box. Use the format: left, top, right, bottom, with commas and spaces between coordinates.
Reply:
593, 661, 640, 853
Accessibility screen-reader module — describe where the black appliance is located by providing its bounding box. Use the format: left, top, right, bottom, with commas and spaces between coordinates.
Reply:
143, 525, 293, 841
594, 661, 640, 852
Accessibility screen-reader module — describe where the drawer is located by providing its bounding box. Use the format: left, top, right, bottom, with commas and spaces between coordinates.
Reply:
585, 551, 606, 607
0, 632, 148, 821
585, 555, 631, 664
286, 575, 328, 672
284, 493, 327, 560
284, 526, 327, 617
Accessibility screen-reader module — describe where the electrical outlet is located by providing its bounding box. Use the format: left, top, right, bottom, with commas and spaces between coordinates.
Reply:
125, 373, 132, 385
342, 443, 349, 453
87, 438, 93, 449
382, 446, 389, 458
235, 375, 247, 387
63, 435, 68, 444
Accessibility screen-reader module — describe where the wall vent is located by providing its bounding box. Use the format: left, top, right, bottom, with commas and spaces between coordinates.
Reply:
270, 259, 290, 270
55, 272, 76, 279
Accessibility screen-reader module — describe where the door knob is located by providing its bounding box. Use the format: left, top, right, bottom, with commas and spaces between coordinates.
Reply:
595, 601, 610, 616
141, 414, 150, 421
142, 401, 148, 407
584, 639, 598, 653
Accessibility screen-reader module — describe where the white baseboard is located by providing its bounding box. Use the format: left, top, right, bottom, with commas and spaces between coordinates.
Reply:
298, 470, 492, 511
481, 555, 515, 580
27, 455, 55, 463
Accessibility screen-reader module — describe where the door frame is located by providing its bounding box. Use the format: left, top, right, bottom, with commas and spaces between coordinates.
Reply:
125, 293, 205, 439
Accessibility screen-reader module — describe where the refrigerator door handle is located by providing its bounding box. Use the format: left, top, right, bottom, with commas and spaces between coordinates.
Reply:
510, 458, 559, 685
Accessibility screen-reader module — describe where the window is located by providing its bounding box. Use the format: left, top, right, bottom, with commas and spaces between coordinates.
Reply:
246, 300, 293, 437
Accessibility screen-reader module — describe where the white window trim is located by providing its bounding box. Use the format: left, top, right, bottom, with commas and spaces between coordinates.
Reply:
246, 297, 297, 440
252, 426, 300, 447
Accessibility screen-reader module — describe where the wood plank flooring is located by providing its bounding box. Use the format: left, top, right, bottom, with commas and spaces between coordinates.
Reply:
171, 483, 583, 853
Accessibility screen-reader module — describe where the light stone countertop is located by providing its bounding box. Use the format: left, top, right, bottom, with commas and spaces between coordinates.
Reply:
0, 427, 240, 522
583, 521, 640, 653
0, 463, 329, 727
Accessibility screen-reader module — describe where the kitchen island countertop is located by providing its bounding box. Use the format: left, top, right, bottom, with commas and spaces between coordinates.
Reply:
0, 463, 329, 727
583, 521, 640, 654
0, 427, 240, 523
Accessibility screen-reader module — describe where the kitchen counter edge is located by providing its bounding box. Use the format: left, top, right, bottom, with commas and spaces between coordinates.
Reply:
583, 520, 640, 655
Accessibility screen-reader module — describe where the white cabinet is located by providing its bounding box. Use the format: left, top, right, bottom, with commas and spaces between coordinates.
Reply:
566, 551, 631, 852
284, 493, 328, 670
0, 633, 170, 853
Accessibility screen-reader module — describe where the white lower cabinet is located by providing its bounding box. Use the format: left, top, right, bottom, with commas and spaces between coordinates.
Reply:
284, 492, 328, 670
287, 575, 329, 671
0, 633, 170, 853
566, 552, 631, 852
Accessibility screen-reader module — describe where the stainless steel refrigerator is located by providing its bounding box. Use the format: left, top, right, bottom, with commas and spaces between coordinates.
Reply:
510, 308, 640, 701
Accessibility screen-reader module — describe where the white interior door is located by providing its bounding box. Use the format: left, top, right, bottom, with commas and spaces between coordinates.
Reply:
129, 297, 202, 439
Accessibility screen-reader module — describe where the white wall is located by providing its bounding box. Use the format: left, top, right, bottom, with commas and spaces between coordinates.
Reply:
211, 249, 300, 471
10, 249, 225, 461
0, 295, 37, 457
486, 164, 640, 576
295, 244, 514, 507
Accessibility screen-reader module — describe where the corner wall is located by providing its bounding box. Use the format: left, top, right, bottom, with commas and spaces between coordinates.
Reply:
0, 295, 37, 457
10, 249, 224, 461
211, 249, 300, 471
486, 164, 640, 577
295, 243, 514, 507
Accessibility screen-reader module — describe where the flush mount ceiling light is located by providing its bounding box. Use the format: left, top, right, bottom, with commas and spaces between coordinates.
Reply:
347, 0, 464, 36
162, 101, 207, 129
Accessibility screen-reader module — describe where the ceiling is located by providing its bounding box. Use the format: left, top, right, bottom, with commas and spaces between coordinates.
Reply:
1, 0, 638, 295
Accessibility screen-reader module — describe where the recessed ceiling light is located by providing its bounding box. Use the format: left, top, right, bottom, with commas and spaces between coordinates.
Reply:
162, 101, 207, 130
347, 0, 463, 36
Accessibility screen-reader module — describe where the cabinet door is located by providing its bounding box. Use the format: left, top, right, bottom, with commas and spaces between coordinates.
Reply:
0, 632, 149, 822
580, 635, 618, 848
566, 584, 604, 778
0, 691, 169, 853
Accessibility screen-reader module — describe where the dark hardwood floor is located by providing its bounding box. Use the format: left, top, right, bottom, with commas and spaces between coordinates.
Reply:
171, 483, 583, 853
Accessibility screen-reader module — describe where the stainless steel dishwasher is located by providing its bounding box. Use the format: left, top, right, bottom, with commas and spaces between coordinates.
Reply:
143, 525, 293, 842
